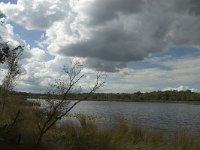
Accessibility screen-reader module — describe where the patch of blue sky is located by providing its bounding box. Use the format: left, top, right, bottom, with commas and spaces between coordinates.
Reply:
0, 0, 16, 4
127, 61, 172, 71
153, 47, 200, 58
128, 47, 200, 71
191, 84, 200, 92
11, 22, 56, 61
11, 22, 43, 48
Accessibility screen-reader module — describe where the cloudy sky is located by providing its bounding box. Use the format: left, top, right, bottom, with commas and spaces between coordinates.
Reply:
0, 0, 200, 93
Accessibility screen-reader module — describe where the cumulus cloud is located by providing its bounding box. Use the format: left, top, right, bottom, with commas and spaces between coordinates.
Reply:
0, 0, 73, 30
1, 0, 200, 93
53, 0, 200, 71
1, 0, 200, 72
84, 58, 127, 72
82, 0, 144, 26
162, 86, 198, 92
98, 53, 200, 93
0, 12, 23, 46
0, 11, 31, 61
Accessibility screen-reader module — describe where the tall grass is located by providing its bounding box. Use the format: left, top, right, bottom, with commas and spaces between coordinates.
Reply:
0, 95, 200, 150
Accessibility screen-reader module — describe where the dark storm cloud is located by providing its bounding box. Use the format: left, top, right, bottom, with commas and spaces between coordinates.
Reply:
61, 23, 147, 62
60, 11, 173, 72
58, 0, 200, 72
85, 58, 127, 72
189, 0, 200, 15
3, 0, 200, 72
155, 0, 200, 15
84, 0, 144, 26
168, 16, 200, 47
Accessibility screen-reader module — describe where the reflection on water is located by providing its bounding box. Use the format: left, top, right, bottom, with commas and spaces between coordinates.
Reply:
70, 101, 200, 134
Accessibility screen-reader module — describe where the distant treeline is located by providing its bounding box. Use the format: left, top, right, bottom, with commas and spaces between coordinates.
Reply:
74, 90, 200, 102
12, 90, 200, 102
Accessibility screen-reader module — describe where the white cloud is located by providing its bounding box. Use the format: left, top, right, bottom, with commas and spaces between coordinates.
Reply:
162, 86, 198, 92
2, 0, 200, 72
1, 0, 200, 93
0, 0, 73, 30
0, 19, 25, 47
102, 55, 200, 93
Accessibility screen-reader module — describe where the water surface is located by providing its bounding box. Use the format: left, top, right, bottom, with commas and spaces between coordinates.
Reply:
69, 101, 200, 134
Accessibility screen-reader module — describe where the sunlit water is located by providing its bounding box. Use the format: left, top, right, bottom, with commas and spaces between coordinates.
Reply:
28, 99, 200, 135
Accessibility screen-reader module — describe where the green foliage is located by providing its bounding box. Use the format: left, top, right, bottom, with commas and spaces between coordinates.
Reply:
0, 42, 10, 64
68, 90, 200, 102
24, 90, 200, 102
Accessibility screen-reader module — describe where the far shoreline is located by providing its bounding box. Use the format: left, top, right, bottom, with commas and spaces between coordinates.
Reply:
27, 97, 200, 105
23, 90, 200, 105
74, 99, 200, 105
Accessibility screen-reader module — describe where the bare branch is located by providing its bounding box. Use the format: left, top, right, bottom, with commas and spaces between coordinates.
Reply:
34, 61, 106, 150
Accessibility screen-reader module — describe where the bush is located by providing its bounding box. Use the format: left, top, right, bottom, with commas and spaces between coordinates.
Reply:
0, 96, 200, 150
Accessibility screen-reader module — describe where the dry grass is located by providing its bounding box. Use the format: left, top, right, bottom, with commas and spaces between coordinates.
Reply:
0, 95, 200, 150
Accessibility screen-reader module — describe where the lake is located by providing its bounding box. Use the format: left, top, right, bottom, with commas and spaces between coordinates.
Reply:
28, 99, 200, 135
69, 101, 200, 135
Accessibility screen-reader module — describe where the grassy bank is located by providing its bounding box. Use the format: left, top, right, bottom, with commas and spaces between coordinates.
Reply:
0, 96, 200, 150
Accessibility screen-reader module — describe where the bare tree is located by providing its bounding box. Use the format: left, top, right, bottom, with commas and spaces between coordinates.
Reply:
34, 61, 106, 150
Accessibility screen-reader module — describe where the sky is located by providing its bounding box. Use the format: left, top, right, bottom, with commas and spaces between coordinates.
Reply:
0, 0, 200, 93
